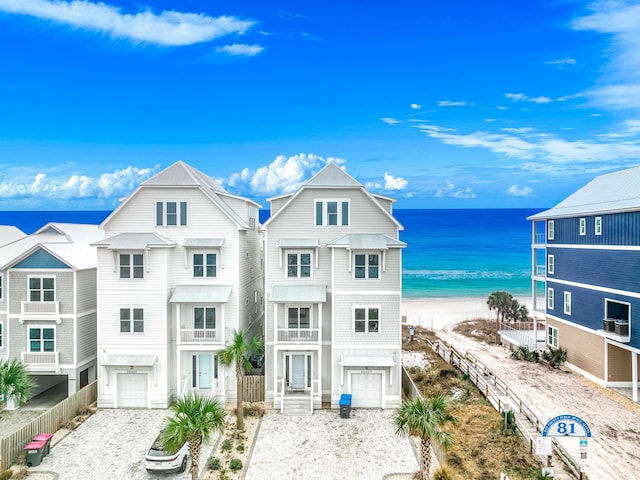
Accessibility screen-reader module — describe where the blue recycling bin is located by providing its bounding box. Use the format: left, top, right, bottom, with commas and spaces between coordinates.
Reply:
339, 393, 352, 418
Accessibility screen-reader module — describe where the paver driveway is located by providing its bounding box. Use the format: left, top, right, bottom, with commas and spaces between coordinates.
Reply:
29, 409, 213, 480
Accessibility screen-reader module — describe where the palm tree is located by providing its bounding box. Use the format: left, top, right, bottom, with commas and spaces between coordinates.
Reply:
0, 359, 34, 410
219, 330, 263, 430
394, 395, 458, 480
487, 290, 514, 341
161, 392, 226, 480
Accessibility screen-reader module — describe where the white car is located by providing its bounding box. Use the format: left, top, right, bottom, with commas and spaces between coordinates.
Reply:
144, 431, 189, 474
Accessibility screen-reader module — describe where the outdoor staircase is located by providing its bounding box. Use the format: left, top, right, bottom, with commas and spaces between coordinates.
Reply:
282, 393, 312, 416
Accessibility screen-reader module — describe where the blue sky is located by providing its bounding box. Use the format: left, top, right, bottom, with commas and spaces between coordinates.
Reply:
0, 0, 639, 210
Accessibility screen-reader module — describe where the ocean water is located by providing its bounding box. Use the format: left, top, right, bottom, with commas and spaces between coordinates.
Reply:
0, 208, 540, 300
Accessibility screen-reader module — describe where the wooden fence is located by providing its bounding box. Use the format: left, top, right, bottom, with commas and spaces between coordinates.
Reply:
0, 381, 97, 472
242, 375, 264, 402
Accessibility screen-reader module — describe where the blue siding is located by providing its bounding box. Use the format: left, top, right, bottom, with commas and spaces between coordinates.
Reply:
548, 247, 640, 293
13, 249, 70, 269
547, 281, 640, 349
548, 212, 640, 246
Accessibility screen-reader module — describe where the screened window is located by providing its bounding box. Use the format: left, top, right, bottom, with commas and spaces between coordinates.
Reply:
354, 307, 379, 333
564, 292, 571, 315
288, 307, 310, 328
547, 255, 554, 275
120, 308, 144, 333
548, 220, 554, 240
595, 217, 602, 236
315, 200, 349, 226
194, 253, 217, 277
355, 254, 379, 279
547, 325, 558, 348
547, 288, 554, 310
29, 277, 55, 302
194, 307, 216, 329
120, 254, 144, 279
287, 253, 311, 278
579, 218, 586, 236
156, 201, 187, 226
29, 327, 55, 352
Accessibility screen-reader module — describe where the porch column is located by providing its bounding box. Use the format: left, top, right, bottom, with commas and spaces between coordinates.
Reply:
175, 303, 181, 397
633, 351, 638, 403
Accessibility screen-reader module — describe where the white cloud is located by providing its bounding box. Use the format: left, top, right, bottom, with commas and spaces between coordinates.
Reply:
507, 185, 533, 197
225, 153, 346, 196
410, 103, 421, 110
380, 117, 402, 125
437, 100, 468, 107
435, 180, 476, 199
529, 96, 552, 104
571, 1, 640, 111
0, 166, 156, 201
545, 58, 577, 66
505, 93, 552, 104
383, 172, 408, 190
0, 0, 255, 46
215, 44, 264, 56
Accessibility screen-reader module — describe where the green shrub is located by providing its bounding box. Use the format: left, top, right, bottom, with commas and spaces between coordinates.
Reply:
207, 456, 221, 470
500, 410, 517, 436
433, 465, 459, 480
542, 347, 567, 369
0, 469, 13, 480
243, 401, 266, 417
221, 438, 232, 452
229, 458, 243, 471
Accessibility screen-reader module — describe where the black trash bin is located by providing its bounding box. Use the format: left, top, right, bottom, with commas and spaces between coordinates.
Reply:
24, 439, 47, 467
339, 393, 352, 418
32, 433, 54, 455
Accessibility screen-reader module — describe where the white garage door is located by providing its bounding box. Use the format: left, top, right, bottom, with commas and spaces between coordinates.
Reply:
117, 373, 148, 408
350, 372, 382, 408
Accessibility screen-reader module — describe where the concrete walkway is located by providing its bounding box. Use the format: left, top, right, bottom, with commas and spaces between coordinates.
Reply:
245, 409, 419, 480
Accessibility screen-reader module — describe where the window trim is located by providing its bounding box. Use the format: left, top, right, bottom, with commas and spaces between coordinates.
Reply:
579, 218, 586, 236
28, 326, 55, 353
287, 306, 311, 329
194, 307, 216, 330
595, 217, 602, 236
286, 251, 313, 279
353, 306, 380, 333
547, 287, 554, 310
28, 275, 56, 302
354, 253, 380, 280
314, 199, 350, 227
156, 201, 188, 226
193, 252, 217, 278
120, 308, 144, 333
547, 325, 559, 348
547, 220, 554, 240
547, 255, 554, 275
564, 291, 571, 315
119, 253, 144, 279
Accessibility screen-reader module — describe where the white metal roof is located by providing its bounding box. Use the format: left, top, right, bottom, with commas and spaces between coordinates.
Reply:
529, 165, 640, 219
270, 285, 327, 303
101, 354, 158, 367
278, 238, 319, 248
92, 232, 175, 250
0, 226, 26, 246
183, 238, 225, 248
327, 233, 407, 249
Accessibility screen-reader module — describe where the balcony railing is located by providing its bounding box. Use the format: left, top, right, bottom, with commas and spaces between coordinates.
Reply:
533, 299, 547, 313
534, 233, 546, 244
180, 328, 221, 344
534, 265, 546, 276
277, 328, 319, 343
21, 351, 59, 366
21, 301, 59, 315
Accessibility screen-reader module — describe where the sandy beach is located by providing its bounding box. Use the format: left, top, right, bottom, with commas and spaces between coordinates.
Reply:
401, 296, 532, 330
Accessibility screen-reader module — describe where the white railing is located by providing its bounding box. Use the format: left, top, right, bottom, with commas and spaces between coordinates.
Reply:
533, 299, 546, 313
21, 351, 59, 365
535, 265, 546, 276
21, 301, 59, 315
276, 328, 319, 342
180, 328, 221, 343
534, 233, 546, 244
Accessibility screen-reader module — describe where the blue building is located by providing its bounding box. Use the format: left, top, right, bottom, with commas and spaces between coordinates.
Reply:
529, 166, 640, 402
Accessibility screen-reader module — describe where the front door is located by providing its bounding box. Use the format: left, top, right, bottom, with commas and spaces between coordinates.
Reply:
192, 354, 213, 389
291, 354, 305, 390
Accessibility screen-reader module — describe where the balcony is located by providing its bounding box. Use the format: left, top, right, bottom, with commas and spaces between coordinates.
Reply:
534, 233, 546, 244
20, 301, 60, 317
21, 351, 60, 369
277, 328, 319, 343
601, 319, 630, 343
534, 265, 546, 276
180, 328, 222, 344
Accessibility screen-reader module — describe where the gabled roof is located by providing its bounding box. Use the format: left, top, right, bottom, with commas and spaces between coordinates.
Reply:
529, 165, 640, 219
101, 161, 260, 230
0, 226, 26, 246
264, 162, 403, 230
0, 223, 103, 270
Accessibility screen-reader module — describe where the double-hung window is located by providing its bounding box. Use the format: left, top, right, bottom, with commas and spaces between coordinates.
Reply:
287, 252, 311, 278
156, 201, 187, 226
547, 255, 554, 275
595, 217, 602, 235
29, 327, 55, 352
547, 325, 559, 348
120, 254, 144, 279
315, 200, 349, 226
564, 292, 572, 315
547, 288, 554, 310
355, 253, 379, 279
354, 307, 379, 333
194, 253, 217, 278
29, 277, 55, 302
194, 307, 216, 330
547, 220, 554, 240
579, 218, 586, 236
120, 308, 144, 333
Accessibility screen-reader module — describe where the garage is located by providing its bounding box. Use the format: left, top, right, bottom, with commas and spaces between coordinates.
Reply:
350, 371, 383, 408
117, 373, 148, 408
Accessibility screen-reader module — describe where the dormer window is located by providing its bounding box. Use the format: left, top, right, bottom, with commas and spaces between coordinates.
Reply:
157, 201, 187, 226
315, 200, 349, 226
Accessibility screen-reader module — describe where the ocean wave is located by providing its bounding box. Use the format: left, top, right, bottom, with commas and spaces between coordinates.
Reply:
403, 269, 529, 280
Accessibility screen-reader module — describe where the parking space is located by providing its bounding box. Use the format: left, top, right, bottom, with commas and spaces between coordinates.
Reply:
29, 409, 216, 480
